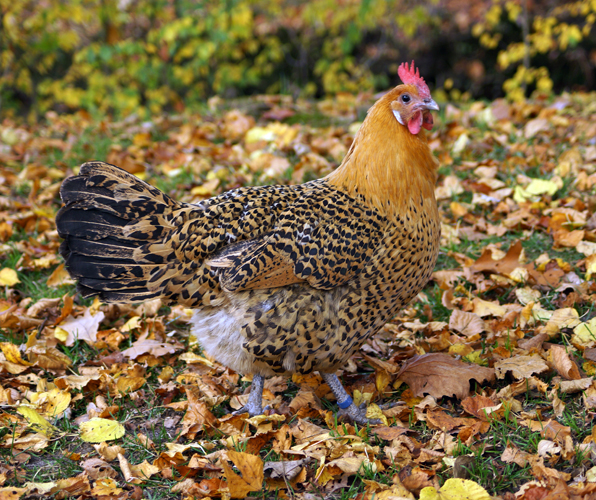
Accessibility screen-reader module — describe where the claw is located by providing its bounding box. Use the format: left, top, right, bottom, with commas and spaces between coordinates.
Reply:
319, 371, 385, 426
232, 401, 263, 417
338, 401, 382, 426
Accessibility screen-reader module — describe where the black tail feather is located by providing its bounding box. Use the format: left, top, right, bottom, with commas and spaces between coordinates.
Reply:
56, 161, 183, 303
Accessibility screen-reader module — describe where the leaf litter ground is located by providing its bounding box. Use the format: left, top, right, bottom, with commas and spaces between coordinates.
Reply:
1, 92, 596, 499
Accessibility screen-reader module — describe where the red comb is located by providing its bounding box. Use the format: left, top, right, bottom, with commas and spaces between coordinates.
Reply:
398, 60, 431, 99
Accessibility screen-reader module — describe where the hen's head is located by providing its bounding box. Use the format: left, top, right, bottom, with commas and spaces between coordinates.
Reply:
389, 61, 438, 135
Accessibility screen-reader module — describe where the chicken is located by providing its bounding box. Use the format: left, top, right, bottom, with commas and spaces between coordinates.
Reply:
56, 61, 440, 425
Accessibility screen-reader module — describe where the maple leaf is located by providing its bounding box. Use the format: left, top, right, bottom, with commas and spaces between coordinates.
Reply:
397, 353, 495, 399
223, 450, 264, 499
469, 240, 523, 276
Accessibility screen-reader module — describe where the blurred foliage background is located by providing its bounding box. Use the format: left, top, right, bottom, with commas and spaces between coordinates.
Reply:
1, 0, 595, 119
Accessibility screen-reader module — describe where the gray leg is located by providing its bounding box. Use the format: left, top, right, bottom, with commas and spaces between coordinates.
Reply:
232, 374, 265, 417
320, 372, 381, 426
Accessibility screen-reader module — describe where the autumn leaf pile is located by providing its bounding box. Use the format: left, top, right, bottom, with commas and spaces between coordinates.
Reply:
1, 92, 596, 499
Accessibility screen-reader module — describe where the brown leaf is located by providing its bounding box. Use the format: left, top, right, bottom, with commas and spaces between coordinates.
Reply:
559, 378, 592, 394
449, 309, 484, 336
372, 426, 410, 441
494, 355, 549, 379
28, 346, 72, 371
457, 421, 490, 444
426, 410, 474, 431
179, 387, 216, 439
81, 458, 117, 480
469, 240, 523, 276
461, 395, 501, 421
263, 459, 308, 480
397, 353, 495, 400
399, 465, 438, 495
223, 450, 264, 499
501, 445, 530, 467
53, 475, 91, 499
549, 345, 581, 380
46, 263, 75, 287
262, 107, 295, 121
518, 333, 548, 351
521, 419, 572, 450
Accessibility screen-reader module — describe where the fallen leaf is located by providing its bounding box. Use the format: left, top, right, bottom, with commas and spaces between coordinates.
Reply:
549, 345, 581, 380
461, 395, 501, 420
470, 241, 523, 276
572, 318, 596, 347
223, 450, 264, 499
79, 418, 125, 443
81, 458, 117, 480
524, 118, 549, 138
55, 310, 105, 346
16, 406, 57, 437
419, 477, 490, 500
449, 310, 484, 336
494, 355, 549, 379
397, 353, 495, 399
0, 268, 19, 286
263, 459, 308, 480
120, 337, 182, 359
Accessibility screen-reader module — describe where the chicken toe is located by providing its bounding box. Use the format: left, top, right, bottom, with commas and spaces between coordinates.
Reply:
320, 372, 382, 426
339, 402, 382, 426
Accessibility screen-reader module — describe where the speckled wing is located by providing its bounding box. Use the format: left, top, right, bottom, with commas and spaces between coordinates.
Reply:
58, 162, 385, 309
211, 186, 386, 292
57, 162, 299, 306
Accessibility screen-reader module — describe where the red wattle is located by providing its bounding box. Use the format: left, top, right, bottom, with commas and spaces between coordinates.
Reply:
407, 111, 423, 135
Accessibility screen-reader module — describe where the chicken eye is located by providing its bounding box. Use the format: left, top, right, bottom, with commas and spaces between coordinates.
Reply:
401, 94, 411, 104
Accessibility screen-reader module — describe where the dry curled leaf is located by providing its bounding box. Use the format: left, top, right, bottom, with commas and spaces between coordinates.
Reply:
549, 345, 581, 380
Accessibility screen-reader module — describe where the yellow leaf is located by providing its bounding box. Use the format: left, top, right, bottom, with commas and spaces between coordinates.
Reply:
525, 178, 560, 196
464, 350, 486, 365
46, 263, 75, 287
80, 418, 125, 443
29, 388, 71, 418
513, 177, 561, 202
121, 316, 142, 332
0, 268, 20, 286
420, 478, 491, 500
223, 450, 264, 499
366, 404, 388, 426
376, 369, 391, 393
0, 487, 27, 499
54, 327, 69, 343
0, 342, 32, 366
16, 406, 57, 437
116, 375, 146, 394
585, 254, 596, 280
572, 318, 596, 347
545, 308, 580, 336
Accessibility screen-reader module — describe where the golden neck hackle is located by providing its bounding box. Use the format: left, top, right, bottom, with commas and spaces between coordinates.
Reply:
326, 91, 438, 219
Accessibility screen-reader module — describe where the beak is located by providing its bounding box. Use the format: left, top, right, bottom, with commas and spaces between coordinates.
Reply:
423, 98, 439, 111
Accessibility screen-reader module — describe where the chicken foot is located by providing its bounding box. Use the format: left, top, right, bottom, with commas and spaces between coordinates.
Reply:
233, 372, 395, 424
320, 372, 382, 426
232, 374, 265, 417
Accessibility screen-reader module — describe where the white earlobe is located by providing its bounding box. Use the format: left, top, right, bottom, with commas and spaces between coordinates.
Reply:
392, 110, 404, 125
